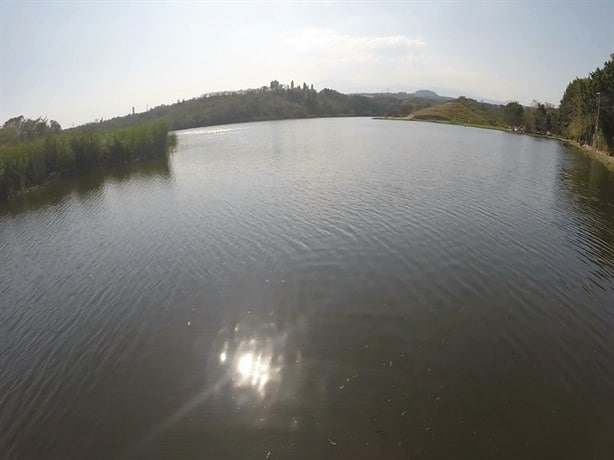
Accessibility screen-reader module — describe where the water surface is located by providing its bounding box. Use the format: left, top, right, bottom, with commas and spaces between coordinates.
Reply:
2, 118, 614, 459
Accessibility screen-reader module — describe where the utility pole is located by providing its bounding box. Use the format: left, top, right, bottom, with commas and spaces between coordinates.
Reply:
593, 92, 601, 151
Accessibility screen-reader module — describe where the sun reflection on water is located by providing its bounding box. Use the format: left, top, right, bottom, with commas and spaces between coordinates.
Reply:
217, 333, 284, 398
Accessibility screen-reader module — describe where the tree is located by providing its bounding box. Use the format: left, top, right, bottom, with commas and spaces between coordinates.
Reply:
534, 103, 548, 133
0, 116, 62, 145
590, 53, 614, 153
49, 120, 62, 133
524, 109, 536, 133
503, 102, 524, 127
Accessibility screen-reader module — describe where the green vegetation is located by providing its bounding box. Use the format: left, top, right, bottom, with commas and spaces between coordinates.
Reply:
503, 102, 524, 127
0, 119, 175, 201
558, 54, 614, 152
396, 53, 614, 158
86, 81, 440, 132
409, 98, 502, 126
0, 116, 62, 144
387, 96, 559, 134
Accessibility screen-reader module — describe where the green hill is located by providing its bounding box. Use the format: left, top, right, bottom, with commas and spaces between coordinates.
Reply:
409, 97, 504, 127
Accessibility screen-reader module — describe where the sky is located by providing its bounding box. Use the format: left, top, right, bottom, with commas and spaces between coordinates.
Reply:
1, 1, 613, 127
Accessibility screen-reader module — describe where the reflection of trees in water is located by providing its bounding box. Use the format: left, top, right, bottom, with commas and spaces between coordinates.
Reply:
558, 151, 614, 280
0, 156, 172, 216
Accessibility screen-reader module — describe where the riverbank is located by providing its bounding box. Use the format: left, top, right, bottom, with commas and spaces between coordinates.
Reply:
0, 120, 176, 202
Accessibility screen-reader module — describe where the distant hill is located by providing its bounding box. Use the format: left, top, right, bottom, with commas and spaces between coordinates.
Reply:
70, 83, 409, 132
358, 89, 452, 104
411, 90, 453, 102
79, 85, 455, 132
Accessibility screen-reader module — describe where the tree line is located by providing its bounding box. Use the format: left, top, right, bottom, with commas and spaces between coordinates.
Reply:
502, 53, 613, 153
557, 54, 614, 151
82, 80, 438, 133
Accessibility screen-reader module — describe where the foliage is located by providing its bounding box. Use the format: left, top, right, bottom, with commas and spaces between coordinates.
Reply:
405, 51, 613, 152
590, 54, 614, 151
0, 116, 62, 145
0, 119, 174, 201
558, 78, 595, 143
410, 97, 505, 127
557, 53, 614, 152
85, 82, 437, 133
503, 102, 524, 127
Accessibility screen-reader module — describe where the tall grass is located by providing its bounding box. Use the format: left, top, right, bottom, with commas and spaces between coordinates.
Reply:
0, 119, 175, 201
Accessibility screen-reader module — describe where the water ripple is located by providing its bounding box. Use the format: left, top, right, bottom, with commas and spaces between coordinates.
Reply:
2, 119, 614, 459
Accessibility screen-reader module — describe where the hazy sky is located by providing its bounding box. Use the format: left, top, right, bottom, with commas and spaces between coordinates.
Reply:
1, 1, 613, 127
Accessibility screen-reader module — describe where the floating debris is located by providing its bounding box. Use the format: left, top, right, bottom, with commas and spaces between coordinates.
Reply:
339, 385, 345, 390
346, 374, 359, 382
401, 411, 407, 416
389, 361, 393, 367
427, 368, 431, 373
375, 429, 384, 434
328, 439, 337, 446
187, 321, 191, 326
265, 450, 271, 459
435, 396, 440, 402
426, 427, 431, 431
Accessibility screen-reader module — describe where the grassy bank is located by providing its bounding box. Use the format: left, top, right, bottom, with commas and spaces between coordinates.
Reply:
0, 119, 176, 201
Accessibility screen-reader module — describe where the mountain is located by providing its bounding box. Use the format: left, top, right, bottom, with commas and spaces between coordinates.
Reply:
356, 89, 452, 104
411, 90, 453, 102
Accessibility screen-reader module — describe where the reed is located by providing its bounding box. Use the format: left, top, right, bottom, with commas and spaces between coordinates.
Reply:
0, 119, 175, 201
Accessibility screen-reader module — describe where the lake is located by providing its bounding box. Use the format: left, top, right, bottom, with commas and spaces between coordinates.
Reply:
1, 118, 614, 459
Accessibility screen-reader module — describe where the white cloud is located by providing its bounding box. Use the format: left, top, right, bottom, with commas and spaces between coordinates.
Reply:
284, 29, 425, 63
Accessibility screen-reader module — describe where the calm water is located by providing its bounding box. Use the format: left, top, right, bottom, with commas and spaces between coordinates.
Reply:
2, 118, 614, 459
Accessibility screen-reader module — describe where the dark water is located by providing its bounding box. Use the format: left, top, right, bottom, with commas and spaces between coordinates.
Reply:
2, 118, 614, 459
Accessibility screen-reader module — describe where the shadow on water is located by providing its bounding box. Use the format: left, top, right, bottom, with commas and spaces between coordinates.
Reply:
557, 148, 614, 281
0, 155, 172, 217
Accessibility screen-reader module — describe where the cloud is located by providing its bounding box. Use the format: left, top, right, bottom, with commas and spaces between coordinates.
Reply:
285, 29, 425, 63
